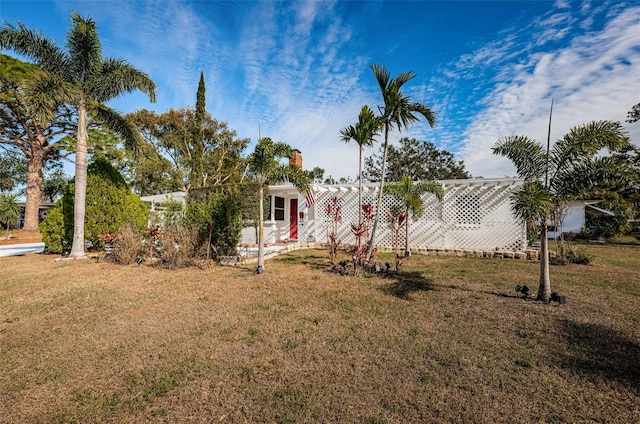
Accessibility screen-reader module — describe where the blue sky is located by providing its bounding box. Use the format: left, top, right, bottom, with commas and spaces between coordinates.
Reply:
2, 0, 639, 180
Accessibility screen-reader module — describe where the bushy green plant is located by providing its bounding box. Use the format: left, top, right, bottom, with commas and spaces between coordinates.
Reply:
187, 186, 244, 258
62, 157, 149, 249
565, 245, 593, 265
39, 202, 67, 253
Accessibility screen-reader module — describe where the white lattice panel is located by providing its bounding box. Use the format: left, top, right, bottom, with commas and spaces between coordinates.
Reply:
308, 179, 526, 251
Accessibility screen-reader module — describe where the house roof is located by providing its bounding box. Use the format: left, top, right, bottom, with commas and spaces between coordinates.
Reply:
586, 204, 616, 218
140, 191, 187, 204
267, 178, 524, 193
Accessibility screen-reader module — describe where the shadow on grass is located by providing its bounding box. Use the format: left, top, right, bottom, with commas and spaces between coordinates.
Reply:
556, 319, 640, 387
377, 271, 436, 300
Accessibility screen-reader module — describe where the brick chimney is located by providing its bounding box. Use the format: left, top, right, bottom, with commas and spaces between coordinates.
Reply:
289, 149, 302, 169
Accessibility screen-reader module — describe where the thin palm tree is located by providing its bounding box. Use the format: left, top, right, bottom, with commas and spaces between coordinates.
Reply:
366, 64, 435, 260
493, 120, 631, 302
247, 137, 310, 274
339, 105, 381, 233
0, 14, 156, 257
387, 175, 443, 256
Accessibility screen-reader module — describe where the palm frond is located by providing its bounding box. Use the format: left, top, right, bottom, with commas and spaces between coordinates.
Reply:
90, 102, 141, 151
410, 102, 436, 128
90, 58, 156, 103
549, 120, 629, 184
66, 13, 102, 84
22, 71, 78, 122
510, 181, 553, 223
0, 21, 69, 77
492, 135, 545, 181
370, 63, 390, 96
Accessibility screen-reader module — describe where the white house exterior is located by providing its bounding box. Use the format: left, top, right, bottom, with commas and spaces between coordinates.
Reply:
240, 178, 528, 252
548, 200, 615, 239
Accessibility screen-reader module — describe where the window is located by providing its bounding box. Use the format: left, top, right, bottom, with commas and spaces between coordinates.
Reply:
455, 195, 481, 225
274, 196, 285, 221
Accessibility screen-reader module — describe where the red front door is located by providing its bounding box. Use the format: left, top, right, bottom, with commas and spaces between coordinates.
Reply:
289, 198, 298, 240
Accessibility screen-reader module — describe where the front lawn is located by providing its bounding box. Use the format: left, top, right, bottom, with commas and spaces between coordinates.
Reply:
1, 244, 638, 423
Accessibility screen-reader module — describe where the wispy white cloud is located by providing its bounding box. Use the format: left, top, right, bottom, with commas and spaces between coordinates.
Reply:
457, 4, 640, 178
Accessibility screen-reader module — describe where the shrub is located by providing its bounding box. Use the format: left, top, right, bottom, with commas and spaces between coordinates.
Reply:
187, 186, 244, 258
39, 203, 67, 254
565, 245, 593, 265
157, 223, 202, 268
62, 157, 149, 249
111, 225, 144, 265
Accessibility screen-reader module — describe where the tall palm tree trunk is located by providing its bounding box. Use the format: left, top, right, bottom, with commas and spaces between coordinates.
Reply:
538, 225, 551, 302
358, 145, 363, 247
257, 184, 265, 273
366, 124, 389, 260
404, 208, 410, 256
23, 147, 45, 231
69, 100, 88, 258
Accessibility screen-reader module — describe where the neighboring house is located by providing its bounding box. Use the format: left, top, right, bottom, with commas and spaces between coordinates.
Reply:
139, 191, 187, 226
548, 200, 615, 239
240, 178, 528, 252
16, 200, 56, 228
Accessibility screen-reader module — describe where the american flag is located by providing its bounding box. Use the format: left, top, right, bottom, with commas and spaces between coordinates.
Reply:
305, 186, 315, 208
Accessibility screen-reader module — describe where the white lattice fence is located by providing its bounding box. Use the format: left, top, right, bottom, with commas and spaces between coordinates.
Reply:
309, 179, 526, 251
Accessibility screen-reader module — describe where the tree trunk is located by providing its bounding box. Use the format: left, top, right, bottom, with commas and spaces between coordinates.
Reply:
257, 184, 265, 273
69, 99, 88, 258
23, 147, 45, 231
404, 208, 410, 256
537, 225, 551, 302
358, 145, 363, 248
366, 124, 389, 260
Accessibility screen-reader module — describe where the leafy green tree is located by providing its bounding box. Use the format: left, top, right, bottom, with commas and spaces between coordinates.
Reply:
0, 54, 76, 229
42, 168, 70, 202
1, 14, 156, 257
364, 137, 470, 182
247, 137, 310, 273
387, 176, 443, 256
340, 104, 381, 232
493, 120, 632, 302
0, 149, 27, 193
366, 64, 436, 260
128, 107, 249, 192
0, 193, 21, 231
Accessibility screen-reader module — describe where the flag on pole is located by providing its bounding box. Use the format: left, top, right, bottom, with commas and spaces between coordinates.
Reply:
305, 186, 315, 208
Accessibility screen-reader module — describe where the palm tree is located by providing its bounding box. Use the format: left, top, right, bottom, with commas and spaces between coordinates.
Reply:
493, 120, 631, 302
0, 193, 22, 232
387, 175, 443, 256
247, 137, 310, 274
366, 64, 436, 260
339, 105, 381, 233
0, 14, 156, 257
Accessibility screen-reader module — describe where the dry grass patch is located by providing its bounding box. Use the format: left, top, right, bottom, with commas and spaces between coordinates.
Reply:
1, 244, 638, 423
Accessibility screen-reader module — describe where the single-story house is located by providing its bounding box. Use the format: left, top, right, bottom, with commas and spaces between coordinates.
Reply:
240, 178, 528, 252
548, 200, 616, 239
